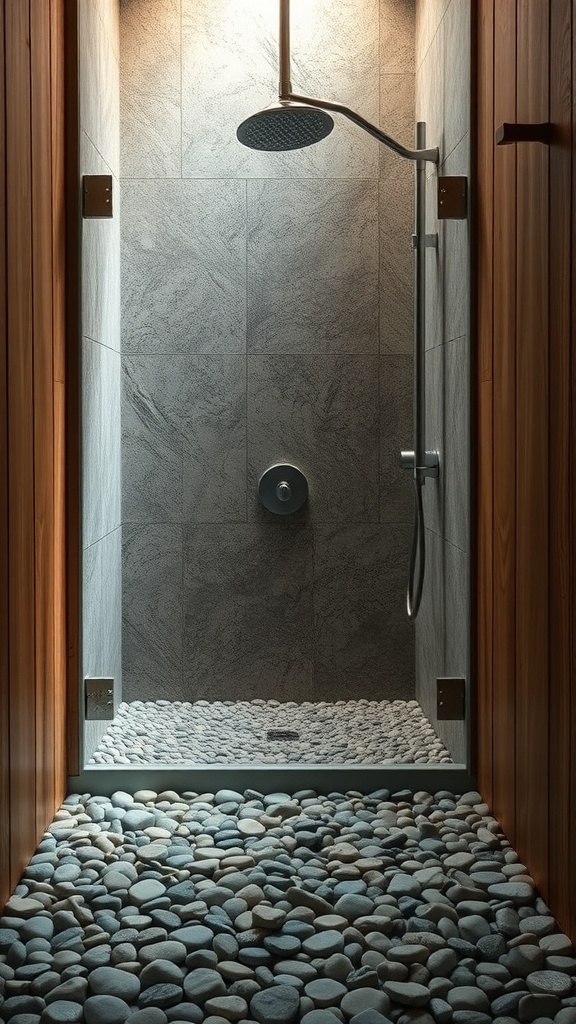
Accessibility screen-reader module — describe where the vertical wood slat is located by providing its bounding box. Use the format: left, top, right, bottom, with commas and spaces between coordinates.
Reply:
64, 1, 80, 779
515, 0, 550, 892
492, 0, 518, 843
0, 0, 10, 909
565, 0, 569, 946
0, 0, 68, 906
548, 0, 572, 936
475, 0, 495, 805
51, 0, 68, 814
5, 0, 38, 885
30, 0, 56, 843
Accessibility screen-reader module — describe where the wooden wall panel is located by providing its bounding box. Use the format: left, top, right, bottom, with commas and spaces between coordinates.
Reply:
514, 0, 550, 892
0, 0, 69, 908
492, 0, 518, 844
0, 1, 9, 908
475, 0, 494, 809
548, 0, 573, 933
476, 0, 575, 940
6, 0, 38, 886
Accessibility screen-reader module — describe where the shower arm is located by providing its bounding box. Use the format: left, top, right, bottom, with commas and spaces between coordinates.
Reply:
278, 0, 439, 165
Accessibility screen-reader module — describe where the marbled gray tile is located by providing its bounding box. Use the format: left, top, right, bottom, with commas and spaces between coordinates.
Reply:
120, 0, 181, 178
443, 336, 469, 551
247, 180, 379, 355
83, 527, 122, 761
443, 0, 470, 161
183, 524, 313, 701
122, 524, 183, 701
422, 344, 444, 539
83, 338, 121, 549
79, 0, 120, 179
379, 166, 414, 355
415, 0, 450, 69
380, 355, 414, 525
121, 180, 246, 355
122, 355, 247, 524
415, 528, 467, 763
379, 74, 416, 159
81, 139, 121, 354
248, 355, 379, 523
381, 0, 415, 75
122, 356, 183, 523
442, 135, 470, 345
182, 356, 247, 523
416, 21, 445, 162
313, 524, 414, 699
181, 0, 379, 180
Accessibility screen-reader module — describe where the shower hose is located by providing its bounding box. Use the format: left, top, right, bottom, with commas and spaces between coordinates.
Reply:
407, 475, 425, 620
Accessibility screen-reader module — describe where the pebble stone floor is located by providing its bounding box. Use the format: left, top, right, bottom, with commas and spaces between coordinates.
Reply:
87, 701, 453, 766
2, 788, 576, 1024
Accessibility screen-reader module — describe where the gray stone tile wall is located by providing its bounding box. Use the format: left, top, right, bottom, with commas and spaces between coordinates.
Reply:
120, 0, 417, 704
415, 0, 471, 764
80, 0, 122, 761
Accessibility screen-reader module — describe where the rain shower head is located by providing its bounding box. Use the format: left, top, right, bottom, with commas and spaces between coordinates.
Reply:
236, 0, 439, 164
236, 101, 334, 152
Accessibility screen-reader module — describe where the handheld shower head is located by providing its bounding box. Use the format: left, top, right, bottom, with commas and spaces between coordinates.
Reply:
236, 100, 334, 152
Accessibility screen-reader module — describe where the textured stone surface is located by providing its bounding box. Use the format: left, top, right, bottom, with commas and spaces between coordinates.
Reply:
1, 788, 575, 1024
88, 699, 452, 766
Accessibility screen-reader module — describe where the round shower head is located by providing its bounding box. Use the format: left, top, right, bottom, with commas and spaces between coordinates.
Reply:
237, 101, 334, 152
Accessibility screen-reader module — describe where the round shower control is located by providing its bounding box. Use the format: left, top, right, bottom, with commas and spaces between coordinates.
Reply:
258, 464, 308, 515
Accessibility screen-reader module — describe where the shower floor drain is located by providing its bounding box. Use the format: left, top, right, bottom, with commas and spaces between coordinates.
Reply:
267, 729, 300, 741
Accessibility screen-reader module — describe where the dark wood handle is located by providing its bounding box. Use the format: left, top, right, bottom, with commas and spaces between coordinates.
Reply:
495, 122, 553, 145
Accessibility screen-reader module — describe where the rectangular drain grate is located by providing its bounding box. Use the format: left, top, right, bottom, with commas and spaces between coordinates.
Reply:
267, 729, 300, 741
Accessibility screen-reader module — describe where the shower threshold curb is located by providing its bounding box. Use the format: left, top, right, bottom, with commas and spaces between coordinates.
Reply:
70, 762, 475, 798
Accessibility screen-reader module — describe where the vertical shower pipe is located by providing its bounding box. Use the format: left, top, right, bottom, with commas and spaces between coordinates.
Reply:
406, 122, 433, 620
279, 0, 292, 96
276, 0, 438, 618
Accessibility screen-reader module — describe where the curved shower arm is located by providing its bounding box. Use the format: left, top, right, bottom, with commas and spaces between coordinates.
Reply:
282, 91, 439, 164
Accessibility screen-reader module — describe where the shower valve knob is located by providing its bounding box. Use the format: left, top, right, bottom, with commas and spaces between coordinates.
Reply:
276, 481, 292, 502
258, 464, 308, 515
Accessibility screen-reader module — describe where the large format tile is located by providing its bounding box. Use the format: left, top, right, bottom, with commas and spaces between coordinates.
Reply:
121, 356, 183, 524
415, 0, 450, 70
181, 0, 379, 179
379, 166, 414, 355
313, 524, 414, 699
181, 356, 247, 523
120, 0, 181, 177
444, 336, 469, 552
81, 136, 121, 353
443, 0, 470, 161
247, 180, 379, 355
381, 0, 415, 75
82, 338, 121, 549
121, 180, 246, 355
122, 524, 183, 701
248, 355, 379, 523
122, 355, 247, 524
183, 525, 313, 701
422, 344, 444, 539
79, 0, 120, 178
380, 355, 413, 525
83, 527, 122, 761
415, 528, 468, 763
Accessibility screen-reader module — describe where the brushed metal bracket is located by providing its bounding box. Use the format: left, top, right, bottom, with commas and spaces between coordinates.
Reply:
83, 175, 113, 218
437, 678, 466, 720
85, 677, 114, 720
495, 122, 553, 146
437, 176, 468, 220
400, 449, 439, 479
